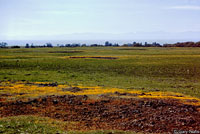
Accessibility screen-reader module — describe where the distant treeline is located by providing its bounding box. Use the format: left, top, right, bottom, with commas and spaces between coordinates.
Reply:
163, 41, 200, 47
0, 42, 54, 48
1, 41, 200, 48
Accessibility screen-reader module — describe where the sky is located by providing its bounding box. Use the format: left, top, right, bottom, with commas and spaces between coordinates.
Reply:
0, 0, 200, 40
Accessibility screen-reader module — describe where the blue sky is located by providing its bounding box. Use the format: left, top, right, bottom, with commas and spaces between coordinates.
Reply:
0, 0, 200, 40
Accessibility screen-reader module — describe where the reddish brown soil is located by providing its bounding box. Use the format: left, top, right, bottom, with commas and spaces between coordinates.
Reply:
69, 56, 118, 59
0, 95, 200, 133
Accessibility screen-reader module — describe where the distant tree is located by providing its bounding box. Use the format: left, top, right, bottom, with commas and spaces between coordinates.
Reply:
128, 43, 134, 47
163, 44, 171, 47
91, 44, 98, 47
25, 43, 30, 48
163, 41, 200, 47
65, 44, 71, 47
105, 41, 109, 46
144, 42, 152, 47
71, 43, 80, 47
133, 42, 143, 47
11, 46, 20, 48
31, 43, 35, 48
59, 44, 64, 47
105, 41, 112, 46
122, 44, 128, 47
152, 42, 161, 47
113, 43, 119, 47
133, 42, 137, 45
81, 44, 87, 47
0, 42, 8, 48
196, 41, 200, 47
46, 43, 53, 47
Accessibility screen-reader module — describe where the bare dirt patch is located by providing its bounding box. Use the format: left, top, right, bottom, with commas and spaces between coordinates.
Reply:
119, 48, 147, 50
114, 91, 149, 96
62, 87, 88, 92
48, 51, 83, 53
69, 56, 118, 60
37, 82, 58, 87
25, 82, 58, 87
0, 95, 199, 133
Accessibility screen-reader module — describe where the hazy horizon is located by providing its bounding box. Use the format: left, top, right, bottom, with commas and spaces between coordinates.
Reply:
0, 0, 200, 40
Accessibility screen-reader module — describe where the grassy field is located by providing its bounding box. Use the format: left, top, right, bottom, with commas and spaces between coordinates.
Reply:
1, 47, 200, 133
0, 115, 138, 134
0, 47, 200, 98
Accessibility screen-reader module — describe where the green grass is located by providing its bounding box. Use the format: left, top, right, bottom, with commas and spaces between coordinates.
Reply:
1, 47, 200, 98
0, 116, 139, 134
0, 116, 65, 134
0, 47, 200, 133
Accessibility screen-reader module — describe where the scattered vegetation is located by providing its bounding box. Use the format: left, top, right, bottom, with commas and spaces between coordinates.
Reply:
0, 115, 139, 134
1, 47, 200, 98
0, 81, 199, 105
1, 47, 200, 133
0, 116, 66, 134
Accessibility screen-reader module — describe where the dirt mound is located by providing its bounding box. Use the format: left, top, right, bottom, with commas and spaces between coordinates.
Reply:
114, 91, 147, 96
69, 56, 118, 60
48, 51, 83, 53
37, 82, 58, 87
25, 82, 58, 87
119, 48, 147, 50
0, 95, 200, 133
62, 87, 88, 92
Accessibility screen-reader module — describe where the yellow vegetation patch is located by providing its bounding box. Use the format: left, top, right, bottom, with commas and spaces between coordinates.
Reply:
0, 56, 14, 58
0, 81, 200, 105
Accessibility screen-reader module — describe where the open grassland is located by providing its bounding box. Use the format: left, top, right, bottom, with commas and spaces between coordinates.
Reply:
1, 47, 200, 98
1, 47, 200, 133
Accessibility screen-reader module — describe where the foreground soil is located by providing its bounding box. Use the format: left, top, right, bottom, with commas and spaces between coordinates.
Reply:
0, 95, 200, 133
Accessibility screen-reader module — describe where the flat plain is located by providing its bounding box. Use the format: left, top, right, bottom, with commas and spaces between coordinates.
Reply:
0, 47, 200, 133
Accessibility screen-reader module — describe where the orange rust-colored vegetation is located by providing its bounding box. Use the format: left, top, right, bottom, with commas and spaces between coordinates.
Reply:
0, 81, 200, 133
